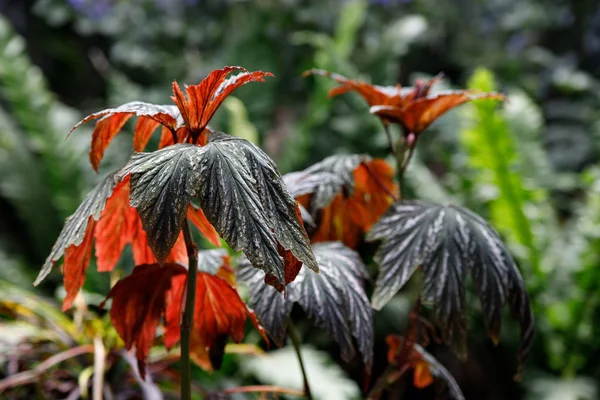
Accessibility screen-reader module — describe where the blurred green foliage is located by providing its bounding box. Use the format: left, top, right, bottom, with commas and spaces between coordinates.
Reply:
2, 0, 600, 398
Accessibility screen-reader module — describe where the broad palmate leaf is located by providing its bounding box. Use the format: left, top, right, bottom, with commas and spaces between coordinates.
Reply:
34, 172, 118, 285
367, 200, 534, 376
283, 154, 364, 213
238, 241, 374, 370
117, 132, 318, 289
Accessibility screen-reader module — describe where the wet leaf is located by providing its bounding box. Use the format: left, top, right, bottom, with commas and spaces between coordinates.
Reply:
70, 102, 182, 171
368, 200, 534, 372
117, 144, 206, 264
118, 133, 317, 289
95, 177, 187, 272
286, 154, 396, 248
238, 241, 373, 370
195, 133, 318, 288
35, 172, 119, 286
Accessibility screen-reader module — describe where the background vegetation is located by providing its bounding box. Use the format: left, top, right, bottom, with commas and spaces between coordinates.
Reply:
1, 0, 600, 398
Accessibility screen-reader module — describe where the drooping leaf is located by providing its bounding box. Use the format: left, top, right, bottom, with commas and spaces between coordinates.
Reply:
117, 144, 205, 264
238, 241, 373, 370
164, 267, 267, 371
35, 172, 118, 286
118, 134, 318, 289
95, 177, 188, 272
237, 258, 293, 347
70, 102, 182, 171
61, 220, 96, 311
170, 66, 274, 144
297, 242, 374, 370
194, 133, 318, 288
286, 154, 397, 248
100, 263, 186, 371
133, 116, 161, 152
386, 335, 465, 400
367, 200, 534, 373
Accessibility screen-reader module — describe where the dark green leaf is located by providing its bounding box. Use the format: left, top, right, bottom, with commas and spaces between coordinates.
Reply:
117, 144, 205, 263
283, 154, 367, 212
238, 241, 374, 370
34, 172, 118, 285
367, 200, 534, 370
117, 133, 317, 289
237, 258, 293, 347
195, 133, 318, 287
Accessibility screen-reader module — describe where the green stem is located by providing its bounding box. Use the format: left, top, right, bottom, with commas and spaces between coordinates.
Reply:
383, 123, 403, 181
180, 221, 198, 400
288, 321, 313, 400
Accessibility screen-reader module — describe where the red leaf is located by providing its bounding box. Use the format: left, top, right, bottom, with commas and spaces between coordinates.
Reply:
130, 218, 187, 266
101, 263, 186, 367
62, 219, 96, 311
187, 205, 221, 246
306, 69, 504, 134
94, 179, 137, 272
90, 113, 132, 171
370, 91, 505, 134
164, 270, 267, 371
70, 102, 180, 170
303, 159, 397, 248
133, 117, 161, 151
158, 126, 188, 148
170, 66, 273, 144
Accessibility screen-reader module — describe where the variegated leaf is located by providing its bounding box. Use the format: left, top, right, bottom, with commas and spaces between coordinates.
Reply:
117, 133, 317, 289
367, 200, 534, 372
237, 242, 374, 370
195, 133, 318, 287
34, 172, 118, 285
283, 154, 367, 212
237, 258, 294, 347
117, 144, 206, 263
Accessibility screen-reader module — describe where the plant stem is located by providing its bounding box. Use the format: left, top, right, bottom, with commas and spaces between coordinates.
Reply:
181, 221, 198, 400
288, 321, 313, 400
383, 123, 403, 178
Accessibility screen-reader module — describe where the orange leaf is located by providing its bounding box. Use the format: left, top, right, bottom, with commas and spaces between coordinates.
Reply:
62, 218, 96, 311
170, 67, 273, 144
90, 114, 132, 171
164, 271, 266, 371
412, 360, 434, 389
101, 263, 187, 368
187, 205, 221, 246
304, 159, 397, 248
386, 334, 403, 363
130, 218, 187, 266
133, 117, 161, 151
158, 126, 188, 148
94, 179, 137, 272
